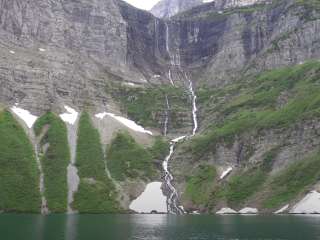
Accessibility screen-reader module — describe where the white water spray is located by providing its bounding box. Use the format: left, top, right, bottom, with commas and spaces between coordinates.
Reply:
185, 72, 198, 136
163, 95, 170, 136
163, 137, 186, 214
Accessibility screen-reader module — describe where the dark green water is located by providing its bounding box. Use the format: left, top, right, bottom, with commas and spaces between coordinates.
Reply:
0, 214, 320, 240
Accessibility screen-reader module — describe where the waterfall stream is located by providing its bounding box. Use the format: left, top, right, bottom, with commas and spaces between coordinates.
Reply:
161, 22, 199, 214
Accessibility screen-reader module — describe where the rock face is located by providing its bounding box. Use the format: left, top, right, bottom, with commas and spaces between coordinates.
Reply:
0, 0, 149, 114
150, 0, 203, 18
150, 0, 268, 18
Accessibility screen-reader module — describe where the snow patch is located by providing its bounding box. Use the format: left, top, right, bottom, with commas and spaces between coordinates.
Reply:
124, 82, 136, 87
9, 50, 15, 54
95, 112, 107, 120
216, 207, 238, 215
290, 191, 320, 214
220, 167, 233, 180
274, 204, 289, 214
59, 106, 79, 125
39, 48, 46, 52
239, 207, 258, 214
129, 182, 167, 213
95, 112, 153, 135
11, 106, 38, 128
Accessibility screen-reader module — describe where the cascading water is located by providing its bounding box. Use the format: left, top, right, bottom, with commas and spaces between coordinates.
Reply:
161, 22, 199, 214
185, 72, 198, 136
163, 95, 170, 136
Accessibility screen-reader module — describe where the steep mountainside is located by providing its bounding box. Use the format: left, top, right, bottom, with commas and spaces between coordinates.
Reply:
150, 0, 203, 18
0, 0, 320, 214
150, 0, 268, 18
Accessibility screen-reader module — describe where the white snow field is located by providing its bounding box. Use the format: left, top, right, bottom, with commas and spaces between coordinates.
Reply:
95, 112, 153, 135
220, 167, 233, 180
274, 204, 289, 214
239, 207, 258, 214
129, 182, 167, 213
216, 208, 238, 215
290, 191, 320, 214
11, 106, 38, 128
59, 106, 79, 125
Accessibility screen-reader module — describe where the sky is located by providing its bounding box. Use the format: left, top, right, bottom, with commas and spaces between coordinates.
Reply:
123, 0, 161, 10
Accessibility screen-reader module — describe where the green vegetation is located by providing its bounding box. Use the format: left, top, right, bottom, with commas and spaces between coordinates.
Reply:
191, 61, 320, 157
263, 151, 320, 209
107, 131, 168, 181
106, 84, 189, 129
34, 112, 69, 212
73, 112, 120, 213
0, 111, 40, 212
205, 148, 279, 208
184, 165, 217, 205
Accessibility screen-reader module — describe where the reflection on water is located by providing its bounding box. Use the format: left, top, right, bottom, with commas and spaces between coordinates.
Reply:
65, 214, 78, 240
0, 214, 319, 240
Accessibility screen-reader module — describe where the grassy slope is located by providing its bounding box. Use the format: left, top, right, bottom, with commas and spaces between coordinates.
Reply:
34, 112, 69, 212
106, 84, 189, 129
73, 112, 120, 213
184, 61, 320, 210
184, 165, 217, 206
192, 61, 320, 157
263, 151, 320, 209
0, 111, 40, 212
107, 131, 169, 182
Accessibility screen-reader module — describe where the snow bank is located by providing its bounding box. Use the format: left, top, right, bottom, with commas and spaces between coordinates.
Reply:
9, 50, 15, 54
39, 48, 46, 52
274, 204, 289, 214
129, 182, 167, 213
11, 106, 38, 128
290, 191, 320, 214
216, 207, 237, 215
239, 207, 258, 214
95, 112, 153, 135
124, 82, 136, 87
220, 167, 233, 180
59, 106, 79, 125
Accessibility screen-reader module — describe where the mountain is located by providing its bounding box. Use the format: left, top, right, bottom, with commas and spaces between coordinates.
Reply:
150, 0, 269, 18
150, 0, 203, 18
0, 0, 320, 214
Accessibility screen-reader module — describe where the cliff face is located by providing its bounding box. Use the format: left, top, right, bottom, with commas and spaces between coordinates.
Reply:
150, 0, 203, 18
150, 0, 268, 18
0, 0, 152, 113
170, 1, 320, 87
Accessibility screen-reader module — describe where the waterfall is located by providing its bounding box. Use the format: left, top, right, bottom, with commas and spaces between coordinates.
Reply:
162, 137, 186, 214
161, 22, 199, 215
185, 72, 198, 136
163, 95, 170, 136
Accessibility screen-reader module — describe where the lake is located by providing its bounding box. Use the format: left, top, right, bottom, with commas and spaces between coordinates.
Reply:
0, 214, 320, 240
